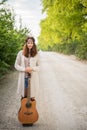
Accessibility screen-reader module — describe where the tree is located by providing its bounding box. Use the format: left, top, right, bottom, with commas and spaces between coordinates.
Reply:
0, 1, 30, 77
38, 0, 87, 59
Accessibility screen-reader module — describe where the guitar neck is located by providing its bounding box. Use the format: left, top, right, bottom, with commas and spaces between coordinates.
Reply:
27, 50, 31, 102
27, 78, 31, 102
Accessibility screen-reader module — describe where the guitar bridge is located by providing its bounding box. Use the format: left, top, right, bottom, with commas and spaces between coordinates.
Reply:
24, 112, 33, 115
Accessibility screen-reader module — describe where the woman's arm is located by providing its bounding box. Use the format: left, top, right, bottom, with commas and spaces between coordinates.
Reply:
32, 53, 40, 72
14, 51, 25, 72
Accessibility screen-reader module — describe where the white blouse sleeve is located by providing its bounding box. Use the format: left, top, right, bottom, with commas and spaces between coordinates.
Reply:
14, 51, 25, 72
32, 53, 40, 72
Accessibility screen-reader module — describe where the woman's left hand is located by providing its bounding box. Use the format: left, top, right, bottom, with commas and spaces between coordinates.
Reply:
25, 67, 33, 73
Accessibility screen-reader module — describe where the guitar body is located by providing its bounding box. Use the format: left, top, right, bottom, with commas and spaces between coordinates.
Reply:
18, 97, 39, 124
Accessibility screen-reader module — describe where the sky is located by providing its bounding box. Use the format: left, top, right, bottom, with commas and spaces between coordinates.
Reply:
4, 0, 46, 43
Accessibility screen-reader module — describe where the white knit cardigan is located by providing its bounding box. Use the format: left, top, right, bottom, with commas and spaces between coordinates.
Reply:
14, 50, 40, 98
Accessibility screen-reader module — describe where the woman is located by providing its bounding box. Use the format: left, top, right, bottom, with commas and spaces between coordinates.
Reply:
14, 36, 40, 100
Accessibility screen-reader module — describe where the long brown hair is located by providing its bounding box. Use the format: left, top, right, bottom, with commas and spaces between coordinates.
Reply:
23, 36, 37, 57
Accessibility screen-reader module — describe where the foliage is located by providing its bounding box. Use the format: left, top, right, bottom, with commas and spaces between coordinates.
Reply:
0, 1, 30, 77
38, 0, 87, 60
75, 34, 87, 59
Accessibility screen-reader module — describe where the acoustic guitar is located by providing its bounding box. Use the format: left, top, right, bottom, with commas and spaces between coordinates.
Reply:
18, 75, 39, 124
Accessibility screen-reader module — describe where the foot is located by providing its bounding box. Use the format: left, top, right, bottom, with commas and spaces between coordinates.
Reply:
21, 96, 27, 100
31, 97, 35, 101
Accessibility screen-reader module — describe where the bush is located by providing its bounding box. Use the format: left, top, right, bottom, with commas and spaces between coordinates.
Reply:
53, 40, 78, 55
0, 60, 10, 77
66, 40, 79, 54
75, 42, 87, 60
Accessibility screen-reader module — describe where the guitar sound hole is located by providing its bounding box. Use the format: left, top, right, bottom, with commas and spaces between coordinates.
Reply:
26, 102, 31, 108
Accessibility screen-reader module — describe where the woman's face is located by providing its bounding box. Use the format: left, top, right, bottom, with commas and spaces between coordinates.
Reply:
27, 39, 34, 50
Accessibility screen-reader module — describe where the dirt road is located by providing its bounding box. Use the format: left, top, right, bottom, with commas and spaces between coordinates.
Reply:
0, 52, 87, 130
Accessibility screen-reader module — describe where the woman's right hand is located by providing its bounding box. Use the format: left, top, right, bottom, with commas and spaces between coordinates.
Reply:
25, 67, 33, 73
